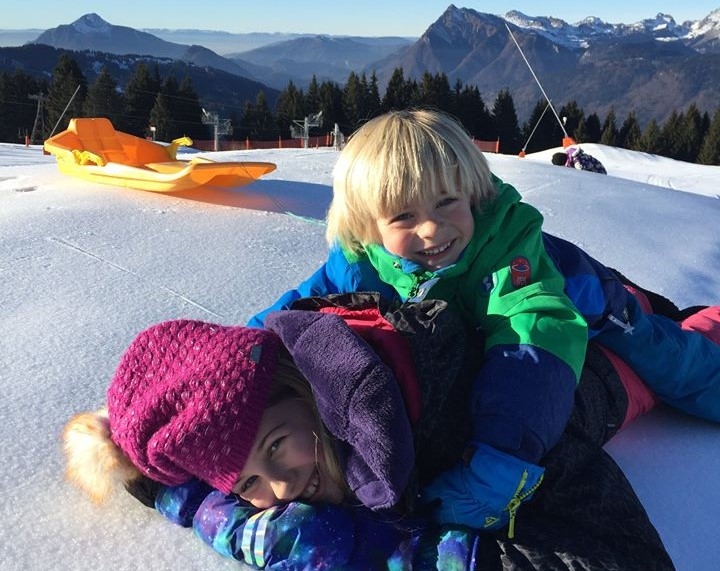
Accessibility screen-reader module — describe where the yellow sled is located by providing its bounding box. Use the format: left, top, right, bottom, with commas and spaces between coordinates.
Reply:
43, 117, 276, 192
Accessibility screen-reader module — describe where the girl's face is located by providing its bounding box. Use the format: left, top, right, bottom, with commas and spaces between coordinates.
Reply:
376, 193, 474, 270
232, 398, 345, 509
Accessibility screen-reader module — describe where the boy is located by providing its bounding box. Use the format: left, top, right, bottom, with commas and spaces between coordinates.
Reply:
250, 109, 720, 530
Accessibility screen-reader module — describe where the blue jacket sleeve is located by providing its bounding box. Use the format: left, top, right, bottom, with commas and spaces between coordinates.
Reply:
471, 344, 577, 463
191, 492, 481, 570
155, 480, 215, 527
156, 482, 481, 569
247, 261, 342, 328
248, 244, 397, 327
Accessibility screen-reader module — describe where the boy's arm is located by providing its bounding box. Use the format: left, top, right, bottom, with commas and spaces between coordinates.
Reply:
248, 245, 397, 327
473, 223, 588, 461
422, 345, 578, 535
424, 228, 587, 533
247, 261, 341, 328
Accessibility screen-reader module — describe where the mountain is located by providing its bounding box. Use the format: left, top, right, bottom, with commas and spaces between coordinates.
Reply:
228, 35, 413, 89
141, 30, 316, 55
0, 43, 279, 117
366, 6, 720, 125
221, 6, 720, 125
33, 13, 186, 57
9, 8, 720, 126
31, 13, 257, 79
26, 13, 411, 87
0, 29, 43, 47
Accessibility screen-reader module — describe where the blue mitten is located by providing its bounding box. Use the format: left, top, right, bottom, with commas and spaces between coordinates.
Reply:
420, 443, 544, 537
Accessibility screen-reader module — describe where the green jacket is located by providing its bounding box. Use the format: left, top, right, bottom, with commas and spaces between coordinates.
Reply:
365, 176, 587, 380
251, 175, 589, 462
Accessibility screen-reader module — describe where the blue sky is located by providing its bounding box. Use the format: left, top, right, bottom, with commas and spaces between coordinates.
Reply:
2, 1, 719, 35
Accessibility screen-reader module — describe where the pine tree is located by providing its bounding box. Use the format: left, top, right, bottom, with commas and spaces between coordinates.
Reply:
150, 76, 180, 140
417, 72, 451, 111
491, 89, 522, 154
697, 107, 720, 165
638, 119, 661, 154
0, 73, 12, 141
659, 110, 684, 160
305, 76, 321, 121
121, 62, 161, 136
317, 80, 346, 134
45, 53, 87, 138
0, 70, 48, 143
453, 83, 492, 141
367, 72, 382, 119
559, 101, 585, 143
175, 76, 205, 140
241, 91, 277, 141
618, 111, 642, 150
83, 67, 123, 125
573, 120, 589, 145
353, 73, 379, 125
148, 92, 173, 142
522, 99, 558, 152
678, 103, 705, 163
342, 72, 364, 130
381, 68, 416, 112
583, 113, 603, 143
275, 81, 306, 138
599, 109, 618, 146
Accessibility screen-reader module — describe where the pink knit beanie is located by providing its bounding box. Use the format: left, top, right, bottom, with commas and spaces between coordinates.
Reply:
107, 319, 281, 494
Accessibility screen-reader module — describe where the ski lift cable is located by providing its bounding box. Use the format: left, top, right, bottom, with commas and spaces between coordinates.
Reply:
505, 23, 569, 139
48, 85, 82, 139
522, 102, 551, 152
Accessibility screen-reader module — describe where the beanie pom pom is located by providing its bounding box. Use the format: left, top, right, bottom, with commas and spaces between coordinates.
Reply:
63, 407, 139, 503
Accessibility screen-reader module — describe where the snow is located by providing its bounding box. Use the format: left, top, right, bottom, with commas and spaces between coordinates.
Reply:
1, 140, 719, 570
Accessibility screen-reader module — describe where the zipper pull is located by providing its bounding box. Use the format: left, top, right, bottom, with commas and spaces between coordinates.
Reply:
608, 314, 635, 334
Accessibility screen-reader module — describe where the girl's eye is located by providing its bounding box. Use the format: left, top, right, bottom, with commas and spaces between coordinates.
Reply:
269, 436, 285, 455
240, 475, 257, 494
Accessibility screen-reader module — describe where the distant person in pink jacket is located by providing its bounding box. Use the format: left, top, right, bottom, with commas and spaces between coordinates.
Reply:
552, 145, 607, 174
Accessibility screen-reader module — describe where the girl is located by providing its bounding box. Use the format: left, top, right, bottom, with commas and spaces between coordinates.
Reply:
64, 292, 719, 569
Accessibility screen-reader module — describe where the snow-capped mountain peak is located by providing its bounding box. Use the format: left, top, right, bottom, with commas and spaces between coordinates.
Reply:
689, 8, 720, 37
625, 13, 690, 38
501, 8, 712, 48
71, 13, 112, 34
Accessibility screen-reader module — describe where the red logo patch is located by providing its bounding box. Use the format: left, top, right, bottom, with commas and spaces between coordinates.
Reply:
510, 256, 531, 288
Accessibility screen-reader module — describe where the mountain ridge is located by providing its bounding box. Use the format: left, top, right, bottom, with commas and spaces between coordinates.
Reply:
4, 8, 720, 125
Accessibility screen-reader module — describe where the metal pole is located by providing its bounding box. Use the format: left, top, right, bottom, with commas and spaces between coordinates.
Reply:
48, 84, 82, 138
522, 102, 551, 152
505, 23, 569, 138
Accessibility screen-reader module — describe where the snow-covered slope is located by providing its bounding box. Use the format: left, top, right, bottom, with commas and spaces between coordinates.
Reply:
1, 143, 719, 570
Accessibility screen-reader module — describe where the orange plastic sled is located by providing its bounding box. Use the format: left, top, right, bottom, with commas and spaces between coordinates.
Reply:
43, 117, 276, 192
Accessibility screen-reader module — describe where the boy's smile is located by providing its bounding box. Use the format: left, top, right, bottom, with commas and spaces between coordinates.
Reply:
377, 194, 474, 270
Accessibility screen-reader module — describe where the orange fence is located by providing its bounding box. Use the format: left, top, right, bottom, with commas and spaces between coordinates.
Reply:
473, 138, 500, 153
194, 135, 500, 153
193, 134, 333, 152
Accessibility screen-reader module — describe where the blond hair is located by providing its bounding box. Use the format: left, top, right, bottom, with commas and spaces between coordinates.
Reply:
326, 109, 496, 253
63, 351, 351, 505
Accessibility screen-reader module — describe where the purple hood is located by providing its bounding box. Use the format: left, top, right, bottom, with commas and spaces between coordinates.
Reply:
265, 309, 415, 510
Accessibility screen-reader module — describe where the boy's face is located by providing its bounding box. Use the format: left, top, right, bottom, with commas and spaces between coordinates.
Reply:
232, 398, 344, 509
376, 193, 474, 270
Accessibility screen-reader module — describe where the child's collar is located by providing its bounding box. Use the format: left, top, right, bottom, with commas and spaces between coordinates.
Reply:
370, 244, 462, 276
